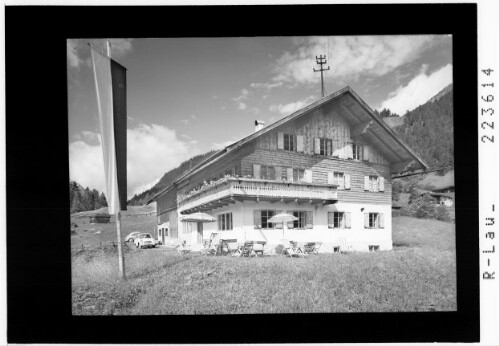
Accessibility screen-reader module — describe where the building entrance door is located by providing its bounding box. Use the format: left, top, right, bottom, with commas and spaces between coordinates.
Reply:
197, 222, 203, 244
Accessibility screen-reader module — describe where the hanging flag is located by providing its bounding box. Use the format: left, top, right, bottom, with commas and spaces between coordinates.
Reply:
90, 47, 127, 214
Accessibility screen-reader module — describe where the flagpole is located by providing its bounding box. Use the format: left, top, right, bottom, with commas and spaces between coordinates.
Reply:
105, 39, 126, 280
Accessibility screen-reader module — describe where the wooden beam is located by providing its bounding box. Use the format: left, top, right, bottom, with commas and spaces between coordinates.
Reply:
351, 120, 373, 138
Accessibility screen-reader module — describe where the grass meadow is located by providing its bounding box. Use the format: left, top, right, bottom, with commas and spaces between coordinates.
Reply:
71, 216, 456, 315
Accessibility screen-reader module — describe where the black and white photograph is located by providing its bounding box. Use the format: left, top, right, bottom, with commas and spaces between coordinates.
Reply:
68, 35, 456, 315
6, 3, 485, 344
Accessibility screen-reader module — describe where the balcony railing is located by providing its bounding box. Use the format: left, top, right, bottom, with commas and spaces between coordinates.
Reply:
178, 177, 337, 212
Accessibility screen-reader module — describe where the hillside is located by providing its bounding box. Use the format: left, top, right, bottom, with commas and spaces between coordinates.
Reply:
393, 85, 454, 170
127, 150, 217, 206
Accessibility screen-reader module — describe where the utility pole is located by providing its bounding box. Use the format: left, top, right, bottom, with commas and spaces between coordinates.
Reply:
313, 54, 330, 98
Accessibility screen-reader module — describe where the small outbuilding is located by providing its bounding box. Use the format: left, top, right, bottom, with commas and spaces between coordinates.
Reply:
429, 192, 454, 207
90, 213, 111, 224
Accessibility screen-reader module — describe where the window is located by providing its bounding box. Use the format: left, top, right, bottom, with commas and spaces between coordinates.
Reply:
328, 212, 345, 229
284, 134, 295, 151
333, 172, 345, 189
320, 138, 333, 156
292, 211, 306, 229
353, 144, 362, 160
367, 213, 379, 228
218, 212, 233, 231
369, 176, 379, 192
261, 210, 276, 229
261, 165, 275, 180
293, 168, 305, 182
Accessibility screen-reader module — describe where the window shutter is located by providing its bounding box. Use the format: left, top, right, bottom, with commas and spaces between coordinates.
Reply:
379, 214, 384, 228
296, 135, 304, 152
275, 166, 282, 180
286, 211, 294, 229
253, 164, 261, 179
303, 169, 313, 183
346, 142, 353, 159
378, 176, 385, 192
327, 171, 334, 185
306, 211, 313, 229
363, 145, 370, 161
364, 213, 369, 228
314, 138, 321, 155
253, 211, 261, 229
345, 212, 351, 229
364, 176, 370, 191
332, 140, 339, 157
344, 174, 351, 189
328, 212, 334, 228
277, 132, 284, 150
286, 168, 293, 182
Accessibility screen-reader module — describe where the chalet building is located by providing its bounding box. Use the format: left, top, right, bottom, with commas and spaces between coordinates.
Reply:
147, 87, 428, 252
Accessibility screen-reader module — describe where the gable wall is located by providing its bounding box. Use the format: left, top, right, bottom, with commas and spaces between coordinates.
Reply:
256, 107, 389, 165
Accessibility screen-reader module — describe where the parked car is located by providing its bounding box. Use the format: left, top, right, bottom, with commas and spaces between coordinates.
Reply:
134, 233, 156, 249
125, 231, 141, 243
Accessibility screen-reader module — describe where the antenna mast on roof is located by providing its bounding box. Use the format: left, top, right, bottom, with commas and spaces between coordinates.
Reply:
313, 54, 330, 98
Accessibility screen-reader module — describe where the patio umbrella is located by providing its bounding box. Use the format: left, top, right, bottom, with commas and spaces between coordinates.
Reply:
180, 212, 217, 223
268, 212, 298, 238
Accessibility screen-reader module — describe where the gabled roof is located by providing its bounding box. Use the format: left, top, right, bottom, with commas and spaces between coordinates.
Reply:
146, 86, 428, 204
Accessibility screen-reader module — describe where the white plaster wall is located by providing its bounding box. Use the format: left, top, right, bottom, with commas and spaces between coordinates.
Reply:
188, 200, 392, 252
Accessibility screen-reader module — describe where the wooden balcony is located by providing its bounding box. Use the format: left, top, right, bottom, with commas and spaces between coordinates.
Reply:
178, 177, 338, 214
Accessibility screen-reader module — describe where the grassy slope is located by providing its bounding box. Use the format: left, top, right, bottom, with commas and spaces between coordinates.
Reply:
72, 216, 456, 314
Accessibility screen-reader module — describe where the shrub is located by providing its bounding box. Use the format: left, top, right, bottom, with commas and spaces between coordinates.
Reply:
404, 193, 438, 219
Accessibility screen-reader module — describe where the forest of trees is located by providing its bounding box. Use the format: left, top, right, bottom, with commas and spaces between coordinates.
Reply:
392, 86, 454, 170
70, 180, 108, 214
127, 150, 217, 206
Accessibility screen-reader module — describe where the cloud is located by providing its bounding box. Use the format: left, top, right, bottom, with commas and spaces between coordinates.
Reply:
108, 39, 133, 57
232, 89, 250, 111
269, 95, 317, 115
69, 124, 200, 199
380, 64, 453, 115
250, 81, 283, 91
179, 119, 190, 125
273, 36, 434, 86
67, 38, 133, 70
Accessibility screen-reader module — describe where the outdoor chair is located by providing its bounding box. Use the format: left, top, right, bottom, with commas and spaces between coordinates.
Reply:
313, 242, 322, 254
289, 241, 303, 254
202, 233, 220, 256
284, 241, 308, 258
175, 241, 191, 255
240, 242, 255, 257
303, 243, 317, 254
225, 240, 242, 257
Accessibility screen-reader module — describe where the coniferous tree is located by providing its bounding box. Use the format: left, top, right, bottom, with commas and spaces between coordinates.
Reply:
71, 191, 84, 213
99, 192, 108, 207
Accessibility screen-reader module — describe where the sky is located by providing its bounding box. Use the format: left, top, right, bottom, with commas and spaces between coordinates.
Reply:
67, 35, 453, 199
